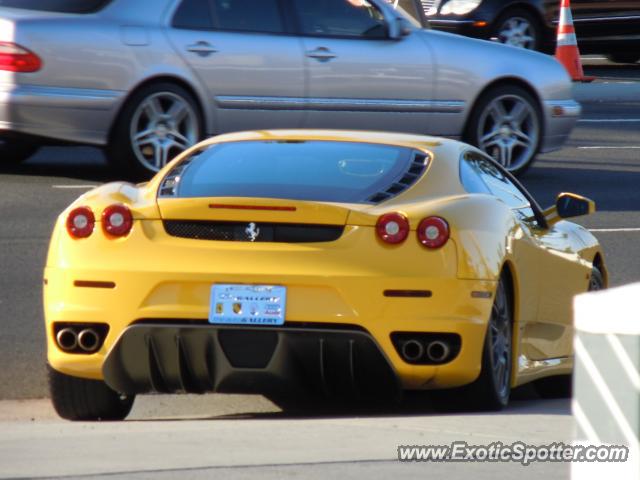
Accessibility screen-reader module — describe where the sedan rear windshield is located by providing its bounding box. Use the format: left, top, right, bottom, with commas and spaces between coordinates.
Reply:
0, 0, 112, 13
160, 140, 424, 204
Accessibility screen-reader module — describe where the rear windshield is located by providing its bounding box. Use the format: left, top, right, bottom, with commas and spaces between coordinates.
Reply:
0, 0, 112, 13
160, 140, 419, 204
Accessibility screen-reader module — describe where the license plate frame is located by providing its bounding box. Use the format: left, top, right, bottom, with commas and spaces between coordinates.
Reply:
208, 284, 286, 326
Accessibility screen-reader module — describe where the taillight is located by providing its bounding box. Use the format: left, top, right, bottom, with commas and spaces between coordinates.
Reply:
417, 217, 449, 249
102, 204, 133, 237
376, 212, 410, 244
66, 207, 95, 239
0, 42, 42, 72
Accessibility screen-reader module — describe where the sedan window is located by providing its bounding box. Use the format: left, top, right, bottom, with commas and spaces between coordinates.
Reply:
211, 0, 285, 34
173, 0, 214, 30
295, 0, 388, 38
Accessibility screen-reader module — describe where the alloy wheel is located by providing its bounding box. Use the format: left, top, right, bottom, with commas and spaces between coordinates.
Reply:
489, 282, 511, 399
477, 94, 539, 172
129, 92, 199, 172
498, 17, 536, 50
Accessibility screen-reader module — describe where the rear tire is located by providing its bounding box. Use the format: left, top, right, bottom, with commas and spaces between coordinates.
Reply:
0, 140, 39, 165
49, 367, 134, 421
107, 82, 202, 181
431, 275, 513, 411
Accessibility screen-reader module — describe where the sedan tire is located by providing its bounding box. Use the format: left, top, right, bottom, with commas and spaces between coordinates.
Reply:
108, 83, 202, 180
466, 84, 541, 176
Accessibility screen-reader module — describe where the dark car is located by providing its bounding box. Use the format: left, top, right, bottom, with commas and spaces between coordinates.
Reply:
411, 0, 640, 63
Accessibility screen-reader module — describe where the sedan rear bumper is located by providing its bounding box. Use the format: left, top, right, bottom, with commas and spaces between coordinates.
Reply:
0, 83, 124, 145
540, 99, 581, 153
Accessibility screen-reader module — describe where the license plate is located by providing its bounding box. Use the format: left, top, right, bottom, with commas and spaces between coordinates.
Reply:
209, 284, 286, 325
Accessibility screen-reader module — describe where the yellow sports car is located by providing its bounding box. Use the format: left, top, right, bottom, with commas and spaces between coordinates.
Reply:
44, 130, 606, 420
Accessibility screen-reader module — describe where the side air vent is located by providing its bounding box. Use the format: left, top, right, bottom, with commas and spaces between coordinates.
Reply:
366, 152, 429, 204
159, 157, 195, 197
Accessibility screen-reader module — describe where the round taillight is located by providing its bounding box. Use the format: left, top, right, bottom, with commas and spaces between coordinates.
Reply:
66, 207, 95, 239
102, 204, 133, 237
418, 217, 450, 249
376, 212, 410, 244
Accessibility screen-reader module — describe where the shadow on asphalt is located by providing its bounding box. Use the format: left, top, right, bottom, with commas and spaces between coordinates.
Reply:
0, 146, 121, 183
126, 385, 570, 423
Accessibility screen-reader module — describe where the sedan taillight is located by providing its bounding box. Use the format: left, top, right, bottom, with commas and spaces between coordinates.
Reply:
66, 207, 95, 239
376, 212, 410, 244
102, 204, 133, 237
417, 217, 450, 249
0, 42, 42, 72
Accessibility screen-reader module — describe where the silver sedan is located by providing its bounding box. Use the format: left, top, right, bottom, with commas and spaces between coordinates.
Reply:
0, 0, 579, 177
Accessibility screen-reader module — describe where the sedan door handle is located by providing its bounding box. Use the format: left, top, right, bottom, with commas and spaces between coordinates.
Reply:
306, 47, 337, 62
186, 41, 218, 57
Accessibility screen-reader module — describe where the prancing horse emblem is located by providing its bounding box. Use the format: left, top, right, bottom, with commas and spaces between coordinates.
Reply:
245, 222, 260, 242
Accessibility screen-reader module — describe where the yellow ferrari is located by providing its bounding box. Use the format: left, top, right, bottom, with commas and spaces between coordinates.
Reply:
44, 130, 606, 420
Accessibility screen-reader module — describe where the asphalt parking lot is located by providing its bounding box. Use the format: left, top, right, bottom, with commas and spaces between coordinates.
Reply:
1, 58, 639, 479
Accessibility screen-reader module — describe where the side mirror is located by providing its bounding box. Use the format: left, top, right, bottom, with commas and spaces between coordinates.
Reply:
556, 192, 596, 219
388, 17, 412, 39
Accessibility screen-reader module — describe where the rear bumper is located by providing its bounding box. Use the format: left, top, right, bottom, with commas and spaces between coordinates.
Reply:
102, 323, 401, 400
540, 99, 581, 153
0, 83, 124, 145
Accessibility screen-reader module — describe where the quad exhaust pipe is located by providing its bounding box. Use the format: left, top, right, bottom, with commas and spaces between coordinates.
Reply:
56, 328, 78, 352
77, 328, 100, 353
400, 338, 452, 364
400, 339, 424, 362
425, 340, 451, 363
55, 327, 101, 353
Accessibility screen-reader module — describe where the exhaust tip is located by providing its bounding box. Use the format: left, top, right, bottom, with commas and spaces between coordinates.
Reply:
56, 328, 78, 352
426, 340, 451, 363
401, 339, 425, 362
77, 329, 100, 353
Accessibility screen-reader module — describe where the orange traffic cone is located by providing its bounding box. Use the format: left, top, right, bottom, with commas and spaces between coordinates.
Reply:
555, 0, 594, 82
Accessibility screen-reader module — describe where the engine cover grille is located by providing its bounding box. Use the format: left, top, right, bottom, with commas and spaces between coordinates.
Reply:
164, 220, 344, 243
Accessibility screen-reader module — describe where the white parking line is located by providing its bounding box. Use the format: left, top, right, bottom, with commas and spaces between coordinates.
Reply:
578, 146, 640, 149
578, 119, 640, 123
52, 185, 97, 189
589, 228, 640, 233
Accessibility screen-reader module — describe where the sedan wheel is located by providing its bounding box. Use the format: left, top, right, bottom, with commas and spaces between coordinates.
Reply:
494, 9, 541, 51
108, 83, 202, 180
467, 85, 541, 176
129, 92, 199, 173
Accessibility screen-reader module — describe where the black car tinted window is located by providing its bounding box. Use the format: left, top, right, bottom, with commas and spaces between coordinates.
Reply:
295, 0, 387, 38
160, 140, 415, 204
211, 0, 285, 34
173, 0, 214, 30
463, 151, 536, 221
0, 0, 111, 13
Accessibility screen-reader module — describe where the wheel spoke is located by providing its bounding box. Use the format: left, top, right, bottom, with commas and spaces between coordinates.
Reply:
167, 101, 188, 124
134, 129, 156, 147
143, 97, 164, 121
510, 102, 528, 124
489, 102, 508, 123
481, 128, 501, 148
